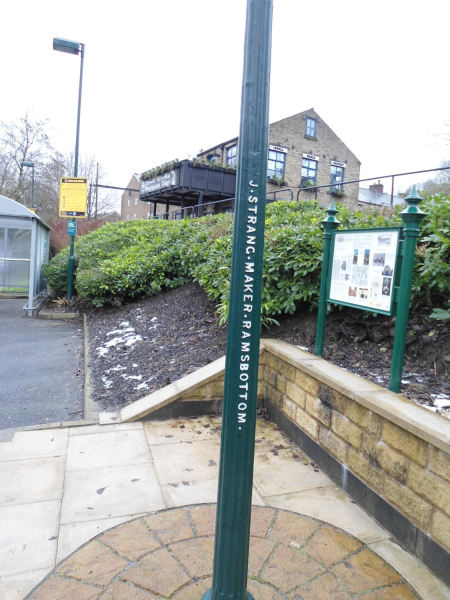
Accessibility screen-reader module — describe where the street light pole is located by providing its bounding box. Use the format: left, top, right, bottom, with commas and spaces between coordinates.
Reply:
74, 44, 85, 177
20, 161, 35, 211
53, 37, 85, 300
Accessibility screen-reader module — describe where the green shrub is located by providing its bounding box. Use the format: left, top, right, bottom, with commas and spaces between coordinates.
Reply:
45, 195, 450, 320
412, 194, 450, 306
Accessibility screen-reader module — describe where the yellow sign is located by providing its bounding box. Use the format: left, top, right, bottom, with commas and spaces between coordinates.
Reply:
59, 177, 88, 218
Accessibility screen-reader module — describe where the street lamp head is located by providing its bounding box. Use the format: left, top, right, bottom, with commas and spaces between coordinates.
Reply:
20, 161, 34, 168
53, 37, 81, 55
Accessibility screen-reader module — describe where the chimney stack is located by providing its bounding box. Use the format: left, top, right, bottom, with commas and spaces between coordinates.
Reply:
369, 180, 384, 195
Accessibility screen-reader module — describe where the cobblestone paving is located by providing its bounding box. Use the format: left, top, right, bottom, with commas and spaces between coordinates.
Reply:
27, 505, 420, 599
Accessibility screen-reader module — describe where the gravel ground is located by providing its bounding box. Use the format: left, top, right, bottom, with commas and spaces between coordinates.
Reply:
86, 283, 450, 418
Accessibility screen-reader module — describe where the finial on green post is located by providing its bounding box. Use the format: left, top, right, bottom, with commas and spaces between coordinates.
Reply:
323, 199, 340, 225
402, 184, 425, 215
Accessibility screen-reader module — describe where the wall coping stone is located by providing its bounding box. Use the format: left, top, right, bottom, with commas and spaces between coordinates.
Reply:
121, 355, 226, 422
262, 339, 450, 454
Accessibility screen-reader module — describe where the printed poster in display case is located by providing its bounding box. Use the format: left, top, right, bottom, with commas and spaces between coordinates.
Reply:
327, 227, 401, 316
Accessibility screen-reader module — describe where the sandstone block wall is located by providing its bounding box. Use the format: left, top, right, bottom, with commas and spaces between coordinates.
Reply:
262, 340, 450, 556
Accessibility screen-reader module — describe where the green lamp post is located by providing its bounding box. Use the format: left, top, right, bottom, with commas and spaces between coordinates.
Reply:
20, 161, 35, 212
202, 1, 273, 599
53, 37, 85, 300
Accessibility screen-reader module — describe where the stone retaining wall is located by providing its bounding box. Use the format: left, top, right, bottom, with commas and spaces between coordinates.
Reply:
261, 339, 450, 586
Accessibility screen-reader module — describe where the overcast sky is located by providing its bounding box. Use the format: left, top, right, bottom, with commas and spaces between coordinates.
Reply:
1, 0, 449, 207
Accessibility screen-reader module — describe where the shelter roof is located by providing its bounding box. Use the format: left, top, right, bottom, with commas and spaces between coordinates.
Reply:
0, 195, 51, 229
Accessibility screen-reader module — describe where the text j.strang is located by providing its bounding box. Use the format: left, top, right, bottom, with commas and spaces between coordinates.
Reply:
238, 180, 259, 429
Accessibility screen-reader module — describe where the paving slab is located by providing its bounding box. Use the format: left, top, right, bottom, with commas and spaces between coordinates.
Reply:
253, 449, 334, 497
0, 500, 60, 577
0, 428, 68, 462
0, 568, 52, 600
151, 438, 220, 485
60, 463, 165, 524
0, 455, 65, 506
0, 416, 448, 599
26, 506, 423, 599
66, 429, 152, 471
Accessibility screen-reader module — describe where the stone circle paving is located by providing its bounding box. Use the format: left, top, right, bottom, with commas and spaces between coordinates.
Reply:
27, 505, 420, 599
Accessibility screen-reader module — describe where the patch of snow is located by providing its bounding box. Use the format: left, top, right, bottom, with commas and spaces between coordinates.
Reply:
120, 321, 130, 327
102, 376, 113, 389
134, 382, 149, 390
132, 363, 138, 367
151, 317, 157, 322
432, 393, 450, 401
295, 345, 310, 352
401, 380, 410, 385
422, 405, 439, 412
97, 347, 109, 357
125, 335, 143, 346
106, 327, 134, 336
432, 394, 450, 409
121, 374, 143, 381
105, 365, 126, 374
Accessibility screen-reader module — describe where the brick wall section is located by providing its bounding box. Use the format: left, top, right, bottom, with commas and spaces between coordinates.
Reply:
262, 339, 450, 555
121, 174, 166, 222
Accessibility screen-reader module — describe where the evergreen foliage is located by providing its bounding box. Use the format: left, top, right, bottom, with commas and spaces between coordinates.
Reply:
45, 196, 450, 321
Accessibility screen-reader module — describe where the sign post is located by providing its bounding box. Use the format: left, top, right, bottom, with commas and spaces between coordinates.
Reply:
389, 186, 425, 392
315, 188, 425, 393
59, 177, 88, 299
202, 1, 273, 599
67, 221, 77, 236
315, 200, 340, 356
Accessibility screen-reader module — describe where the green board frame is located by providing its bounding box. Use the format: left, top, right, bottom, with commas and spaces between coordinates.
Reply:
326, 226, 402, 317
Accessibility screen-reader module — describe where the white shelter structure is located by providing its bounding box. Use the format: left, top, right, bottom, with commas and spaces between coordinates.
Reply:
0, 195, 51, 316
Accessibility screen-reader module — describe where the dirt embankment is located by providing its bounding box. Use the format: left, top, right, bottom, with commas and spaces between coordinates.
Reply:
84, 283, 450, 416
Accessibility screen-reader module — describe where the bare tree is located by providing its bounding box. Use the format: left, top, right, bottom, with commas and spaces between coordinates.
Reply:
0, 114, 119, 221
0, 113, 53, 205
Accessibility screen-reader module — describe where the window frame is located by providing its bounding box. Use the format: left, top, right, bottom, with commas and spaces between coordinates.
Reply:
301, 158, 318, 186
330, 164, 345, 191
305, 117, 317, 138
226, 144, 237, 168
267, 150, 286, 180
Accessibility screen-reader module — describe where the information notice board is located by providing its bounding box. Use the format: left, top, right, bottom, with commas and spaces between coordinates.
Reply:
59, 177, 88, 218
327, 227, 401, 315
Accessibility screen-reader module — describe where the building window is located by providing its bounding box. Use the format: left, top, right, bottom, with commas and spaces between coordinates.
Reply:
267, 150, 285, 180
127, 214, 130, 221
305, 117, 316, 138
135, 198, 138, 205
134, 214, 137, 219
207, 153, 219, 163
330, 165, 345, 191
226, 145, 237, 168
301, 158, 318, 186
127, 199, 130, 207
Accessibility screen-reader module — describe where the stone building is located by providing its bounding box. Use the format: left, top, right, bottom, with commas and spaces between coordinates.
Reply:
197, 108, 361, 208
121, 174, 166, 221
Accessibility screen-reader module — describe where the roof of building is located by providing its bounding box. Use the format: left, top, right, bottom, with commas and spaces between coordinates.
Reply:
0, 194, 51, 228
358, 187, 405, 207
198, 107, 361, 164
